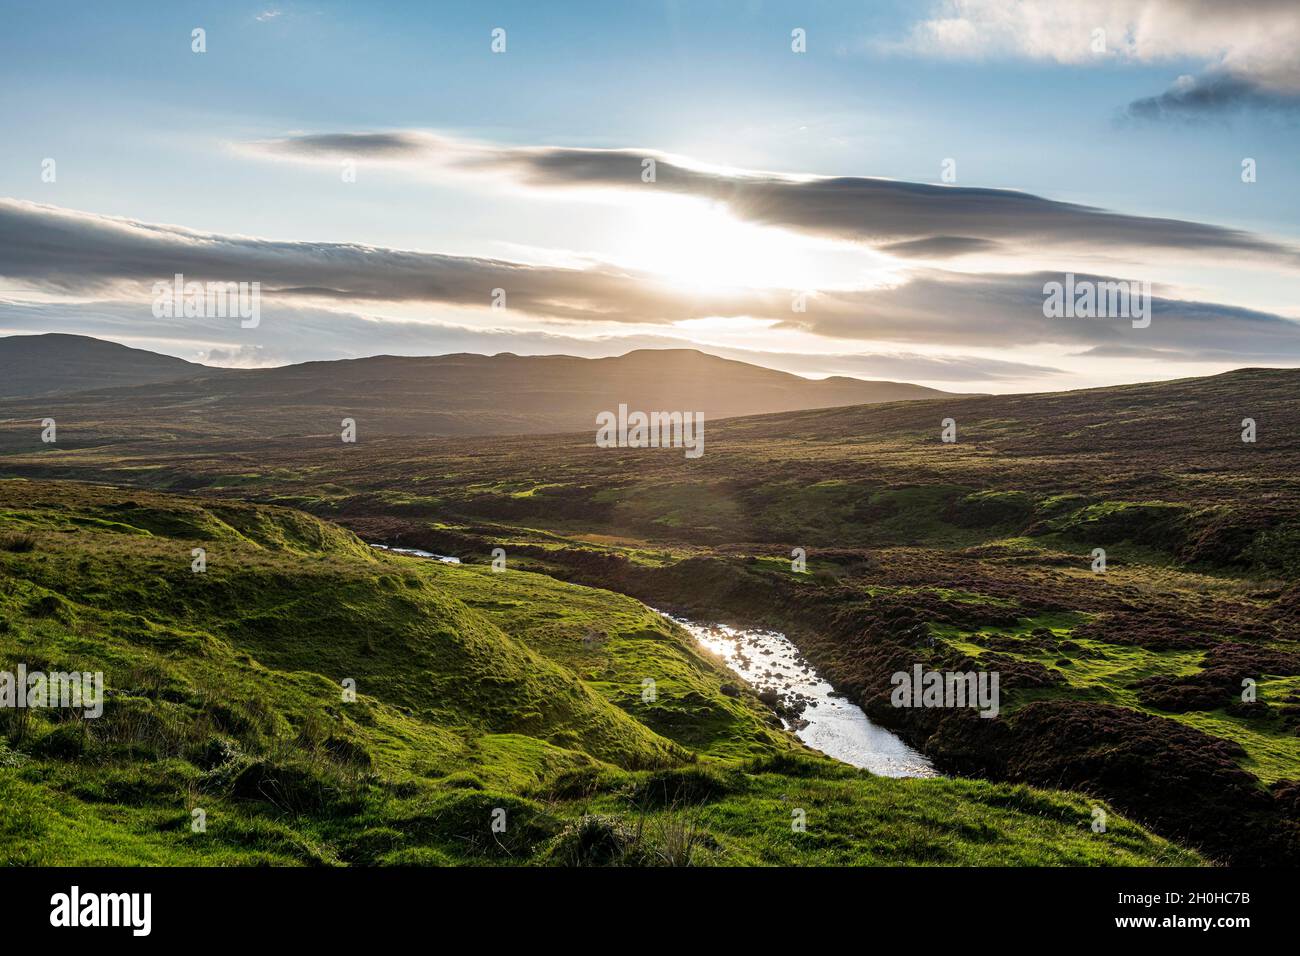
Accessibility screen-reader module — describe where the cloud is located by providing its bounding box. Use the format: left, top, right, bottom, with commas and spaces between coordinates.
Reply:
248, 131, 1300, 266
3, 198, 1299, 365
898, 1, 1300, 118
257, 131, 430, 158
880, 237, 1001, 258
797, 270, 1300, 361
198, 344, 271, 367
0, 197, 780, 325
1126, 70, 1300, 121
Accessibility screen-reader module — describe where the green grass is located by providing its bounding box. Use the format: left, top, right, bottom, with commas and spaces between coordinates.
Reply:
0, 479, 1203, 865
936, 614, 1300, 784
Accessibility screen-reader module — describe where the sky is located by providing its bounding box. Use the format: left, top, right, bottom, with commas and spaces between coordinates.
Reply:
1, 0, 1299, 393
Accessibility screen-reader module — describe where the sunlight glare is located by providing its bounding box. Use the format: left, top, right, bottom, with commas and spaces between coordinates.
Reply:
620, 196, 850, 292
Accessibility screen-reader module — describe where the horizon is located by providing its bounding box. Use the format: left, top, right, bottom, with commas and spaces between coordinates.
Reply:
5, 329, 1282, 399
3, 1, 1300, 395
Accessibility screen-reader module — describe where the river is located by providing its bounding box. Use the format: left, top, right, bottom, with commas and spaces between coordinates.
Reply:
370, 544, 461, 563
663, 614, 935, 778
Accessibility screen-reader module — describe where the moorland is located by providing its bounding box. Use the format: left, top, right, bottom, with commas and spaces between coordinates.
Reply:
2, 335, 1297, 865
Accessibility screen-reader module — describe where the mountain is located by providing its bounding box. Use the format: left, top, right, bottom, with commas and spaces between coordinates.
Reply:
0, 333, 211, 398
0, 335, 961, 441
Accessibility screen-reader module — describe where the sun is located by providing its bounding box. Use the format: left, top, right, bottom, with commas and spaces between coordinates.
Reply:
619, 195, 830, 292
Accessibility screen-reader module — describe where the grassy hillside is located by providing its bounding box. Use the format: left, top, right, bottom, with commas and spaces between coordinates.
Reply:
0, 479, 1196, 865
0, 337, 958, 445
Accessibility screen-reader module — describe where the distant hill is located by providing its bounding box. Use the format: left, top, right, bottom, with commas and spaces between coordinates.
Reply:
0, 335, 961, 440
0, 333, 210, 398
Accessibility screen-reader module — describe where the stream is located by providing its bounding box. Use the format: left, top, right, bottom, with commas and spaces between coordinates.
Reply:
663, 614, 935, 778
370, 544, 461, 563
